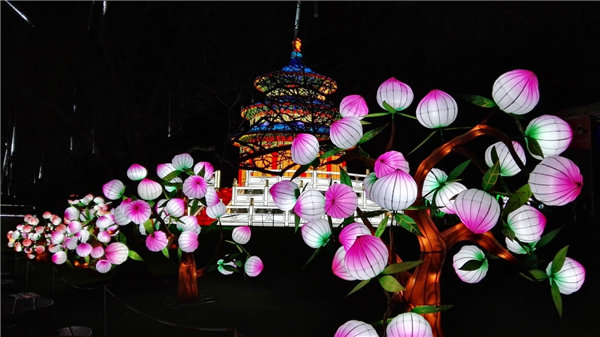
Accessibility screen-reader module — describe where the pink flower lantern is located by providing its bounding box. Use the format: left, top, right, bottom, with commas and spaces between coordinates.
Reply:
137, 178, 163, 201
422, 168, 448, 202
376, 77, 414, 112
125, 200, 151, 225
244, 256, 263, 277
204, 187, 220, 207
178, 231, 199, 253
454, 189, 500, 234
294, 190, 325, 221
95, 260, 112, 273
345, 234, 388, 280
104, 242, 129, 265
178, 215, 200, 233
156, 163, 176, 179
112, 205, 130, 226
291, 133, 320, 165
146, 231, 168, 252
484, 141, 527, 177
528, 156, 583, 206
91, 246, 104, 259
339, 95, 369, 119
301, 219, 331, 249
102, 179, 125, 200
415, 89, 458, 129
193, 161, 214, 179
386, 312, 433, 337
546, 257, 585, 295
232, 226, 252, 245
166, 198, 186, 218
433, 181, 466, 214
370, 169, 417, 212
338, 222, 371, 251
206, 201, 226, 219
126, 163, 147, 181
76, 243, 92, 257
269, 180, 299, 211
183, 175, 207, 199
492, 69, 539, 115
325, 183, 358, 219
375, 151, 410, 178
64, 206, 79, 221
524, 114, 573, 160
507, 205, 546, 243
334, 320, 379, 337
172, 153, 194, 170
52, 251, 67, 265
332, 246, 357, 281
330, 116, 363, 150
95, 216, 113, 229
452, 245, 489, 284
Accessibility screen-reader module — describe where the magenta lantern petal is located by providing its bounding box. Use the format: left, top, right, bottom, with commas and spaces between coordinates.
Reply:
371, 169, 417, 212
68, 221, 82, 234
452, 245, 489, 283
52, 251, 67, 265
334, 320, 378, 337
330, 116, 363, 150
204, 186, 220, 207
102, 179, 125, 200
332, 246, 357, 281
375, 151, 410, 178
244, 256, 263, 277
507, 205, 546, 243
166, 198, 186, 218
338, 222, 371, 251
193, 161, 215, 180
524, 114, 573, 160
293, 190, 325, 221
105, 242, 128, 265
434, 181, 467, 215
422, 168, 448, 202
206, 201, 226, 219
125, 200, 151, 225
91, 246, 104, 259
126, 163, 147, 181
172, 153, 194, 171
146, 230, 168, 252
325, 183, 358, 219
339, 95, 369, 119
484, 141, 527, 177
291, 133, 320, 165
178, 230, 199, 253
528, 156, 583, 206
363, 172, 377, 200
137, 178, 163, 201
156, 163, 176, 179
178, 215, 201, 234
546, 257, 586, 295
183, 175, 207, 199
492, 69, 539, 115
376, 77, 414, 112
301, 219, 331, 249
345, 234, 388, 280
232, 226, 251, 245
76, 243, 92, 257
269, 180, 299, 211
386, 312, 433, 337
416, 89, 458, 129
454, 189, 500, 234
95, 259, 112, 274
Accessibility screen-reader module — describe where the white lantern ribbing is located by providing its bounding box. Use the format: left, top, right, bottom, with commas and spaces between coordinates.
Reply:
484, 141, 527, 177
301, 219, 331, 249
332, 246, 356, 281
339, 95, 369, 119
330, 116, 363, 150
127, 163, 147, 181
232, 226, 251, 245
452, 245, 489, 284
345, 234, 388, 280
374, 151, 410, 177
334, 320, 379, 337
291, 133, 320, 165
422, 168, 448, 202
178, 230, 199, 253
433, 181, 466, 215
454, 189, 500, 234
172, 153, 194, 170
386, 312, 433, 337
528, 156, 583, 206
507, 205, 546, 243
338, 222, 371, 251
102, 179, 125, 200
416, 89, 458, 129
244, 256, 263, 277
370, 169, 417, 212
492, 69, 539, 115
376, 77, 414, 112
104, 242, 129, 265
137, 178, 163, 201
293, 190, 325, 221
269, 180, 299, 211
546, 257, 585, 295
524, 114, 573, 160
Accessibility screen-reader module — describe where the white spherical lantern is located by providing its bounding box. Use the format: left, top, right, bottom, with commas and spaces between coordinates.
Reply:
524, 114, 573, 160
146, 231, 168, 252
386, 312, 433, 337
416, 89, 458, 129
178, 215, 200, 234
244, 256, 263, 277
332, 246, 356, 281
507, 205, 546, 243
95, 260, 112, 274
546, 257, 585, 295
137, 178, 163, 201
330, 116, 363, 150
452, 245, 489, 284
232, 226, 251, 245
206, 201, 226, 219
528, 156, 583, 206
301, 219, 331, 248
193, 161, 214, 179
433, 181, 466, 215
178, 230, 199, 253
345, 234, 388, 280
324, 183, 358, 219
422, 168, 448, 202
156, 163, 176, 179
370, 169, 417, 212
376, 77, 414, 112
492, 69, 539, 115
293, 190, 325, 221
182, 175, 207, 199
505, 237, 536, 255
166, 198, 186, 218
334, 320, 378, 337
363, 172, 378, 200
338, 222, 371, 251
172, 153, 194, 170
339, 95, 369, 119
269, 180, 299, 211
484, 141, 527, 177
126, 163, 147, 181
375, 151, 410, 178
102, 179, 125, 201
291, 133, 320, 165
454, 189, 500, 234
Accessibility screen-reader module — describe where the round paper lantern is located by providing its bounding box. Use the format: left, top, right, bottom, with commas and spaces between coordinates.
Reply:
345, 235, 388, 280
294, 190, 325, 221
112, 205, 130, 226
507, 205, 546, 243
484, 141, 527, 177
325, 183, 358, 219
505, 237, 536, 255
332, 246, 356, 281
76, 243, 92, 257
172, 153, 194, 170
137, 178, 163, 201
454, 189, 500, 234
269, 180, 299, 211
334, 320, 378, 337
528, 156, 583, 206
183, 175, 207, 199
127, 163, 147, 181
64, 237, 79, 250
204, 187, 220, 207
178, 215, 200, 234
363, 172, 377, 200
125, 200, 151, 225
51, 250, 66, 265
433, 181, 466, 214
370, 169, 417, 212
338, 222, 371, 251
102, 179, 125, 200
375, 151, 410, 178
422, 168, 448, 202
206, 201, 226, 219
546, 257, 585, 295
301, 219, 331, 248
146, 230, 168, 252
244, 256, 263, 277
68, 220, 82, 233
416, 89, 458, 129
376, 77, 414, 112
156, 163, 176, 179
524, 114, 573, 160
339, 95, 369, 119
291, 133, 320, 165
64, 206, 80, 221
452, 245, 489, 284
386, 312, 433, 337
166, 198, 186, 218
104, 242, 129, 265
51, 231, 64, 245
95, 260, 112, 274
232, 226, 251, 245
492, 69, 539, 115
330, 116, 363, 150
178, 230, 199, 253
95, 216, 113, 229
193, 161, 214, 180
91, 246, 104, 259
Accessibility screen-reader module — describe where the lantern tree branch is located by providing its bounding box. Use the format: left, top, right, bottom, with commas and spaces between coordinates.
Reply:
441, 223, 519, 264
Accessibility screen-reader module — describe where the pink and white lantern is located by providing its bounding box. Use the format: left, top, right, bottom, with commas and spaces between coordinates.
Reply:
104, 242, 129, 265
433, 181, 466, 214
339, 95, 369, 119
269, 180, 299, 211
524, 114, 573, 160
301, 219, 331, 249
332, 246, 356, 281
204, 187, 220, 207
324, 183, 358, 219
376, 77, 414, 112
232, 226, 251, 245
338, 222, 371, 251
370, 169, 417, 212
330, 116, 363, 150
422, 168, 448, 202
193, 161, 214, 179
102, 179, 125, 200
146, 230, 168, 252
492, 69, 539, 115
244, 256, 263, 277
415, 89, 458, 129
76, 243, 92, 257
183, 175, 207, 199
528, 156, 583, 206
507, 205, 546, 243
386, 312, 433, 337
294, 190, 325, 221
178, 230, 199, 253
127, 163, 147, 181
375, 151, 410, 178
452, 245, 489, 284
165, 198, 186, 218
345, 234, 388, 280
172, 153, 194, 170
546, 257, 585, 295
95, 260, 112, 274
206, 201, 226, 219
484, 141, 527, 177
125, 200, 151, 225
137, 179, 163, 201
505, 237, 536, 255
454, 189, 500, 234
362, 172, 377, 200
291, 133, 320, 165
52, 251, 67, 265
156, 163, 176, 179
334, 320, 378, 337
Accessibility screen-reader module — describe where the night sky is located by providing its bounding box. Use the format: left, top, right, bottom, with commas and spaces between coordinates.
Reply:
2, 1, 600, 212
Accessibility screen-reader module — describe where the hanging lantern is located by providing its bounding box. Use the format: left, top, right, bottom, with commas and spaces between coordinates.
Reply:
376, 77, 414, 112
178, 216, 200, 234
126, 163, 147, 181
332, 246, 357, 281
125, 200, 151, 225
204, 187, 220, 207
301, 219, 331, 248
422, 168, 448, 202
95, 260, 112, 273
270, 180, 299, 211
206, 201, 227, 219
91, 246, 104, 259
325, 183, 358, 219
345, 234, 388, 280
484, 141, 527, 177
112, 205, 130, 226
386, 312, 433, 337
452, 245, 489, 284
156, 163, 176, 179
183, 175, 207, 199
338, 222, 371, 251
178, 230, 199, 253
95, 216, 113, 229
165, 198, 186, 218
137, 178, 163, 201
528, 156, 583, 206
244, 256, 263, 277
334, 320, 379, 337
524, 114, 573, 160
492, 69, 539, 115
433, 181, 466, 214
507, 205, 546, 243
294, 190, 325, 221
374, 151, 410, 178
371, 169, 417, 212
172, 153, 194, 171
146, 230, 168, 252
104, 242, 129, 265
193, 161, 215, 179
363, 172, 378, 200
232, 226, 252, 245
416, 89, 458, 129
291, 133, 320, 165
64, 206, 80, 221
454, 189, 500, 234
339, 95, 369, 119
330, 116, 363, 150
546, 257, 586, 295
76, 243, 92, 257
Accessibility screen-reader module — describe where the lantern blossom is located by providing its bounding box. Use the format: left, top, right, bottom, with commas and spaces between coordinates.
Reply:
269, 180, 299, 211
375, 151, 410, 177
433, 181, 466, 214
194, 161, 214, 179
137, 178, 163, 201
339, 95, 369, 119
325, 183, 358, 219
507, 205, 546, 243
183, 175, 207, 199
422, 168, 448, 202
345, 234, 388, 280
64, 206, 80, 221
96, 260, 112, 273
386, 312, 433, 337
376, 77, 414, 112
178, 216, 200, 234
291, 133, 320, 165
91, 246, 104, 259
492, 69, 539, 115
524, 114, 573, 160
52, 251, 67, 265
332, 246, 357, 281
112, 205, 131, 226
76, 243, 92, 257
96, 215, 114, 229
334, 320, 379, 337
416, 89, 458, 129
301, 220, 331, 249
156, 163, 176, 179
104, 242, 128, 265
454, 189, 500, 234
330, 116, 363, 150
232, 226, 251, 245
484, 141, 527, 177
126, 163, 147, 181
244, 256, 263, 277
178, 231, 199, 253
370, 169, 417, 212
338, 222, 371, 251
102, 179, 125, 200
204, 187, 220, 207
528, 156, 583, 206
546, 257, 586, 295
294, 190, 325, 221
166, 198, 186, 218
146, 231, 168, 252
172, 153, 194, 170
452, 245, 489, 284
125, 200, 151, 225
206, 201, 226, 219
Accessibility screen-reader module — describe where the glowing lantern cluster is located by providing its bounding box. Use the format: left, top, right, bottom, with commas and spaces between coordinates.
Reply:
524, 114, 573, 160
484, 141, 527, 177
386, 312, 433, 337
334, 320, 378, 337
452, 245, 489, 284
301, 219, 331, 248
325, 183, 358, 219
376, 77, 414, 112
546, 257, 585, 295
492, 69, 539, 115
415, 89, 458, 129
528, 156, 583, 206
375, 151, 410, 177
330, 116, 363, 150
454, 189, 500, 234
291, 133, 320, 165
506, 205, 546, 243
370, 169, 417, 212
